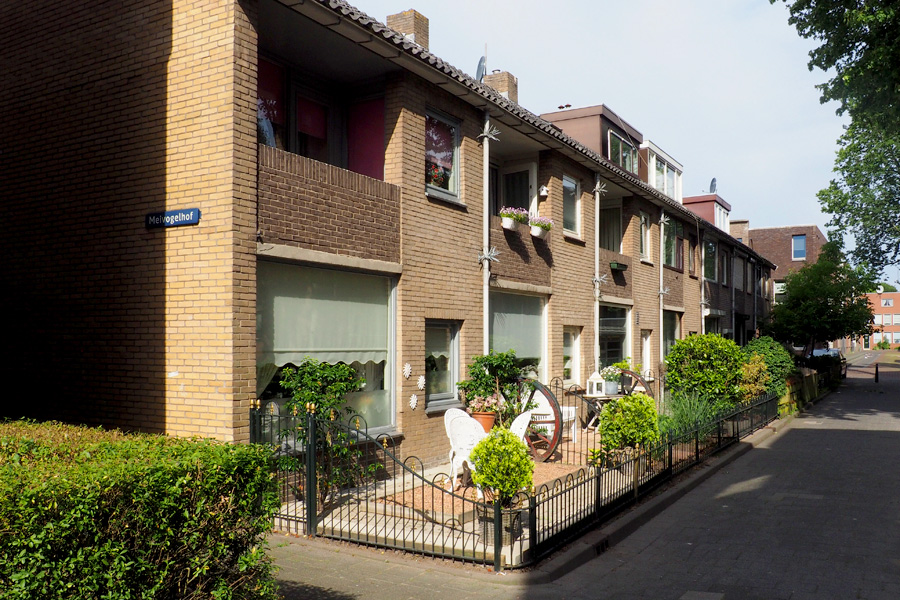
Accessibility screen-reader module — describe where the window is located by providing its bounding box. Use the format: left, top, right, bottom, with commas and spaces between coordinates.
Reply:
490, 162, 537, 215
640, 330, 652, 379
895, 313, 900, 325
425, 112, 460, 200
688, 235, 697, 275
735, 257, 745, 291
425, 321, 459, 410
598, 304, 629, 367
704, 240, 718, 281
258, 58, 286, 149
562, 175, 580, 234
884, 314, 893, 326
600, 205, 623, 252
490, 292, 545, 378
719, 251, 730, 286
256, 262, 394, 429
882, 298, 893, 307
663, 219, 684, 269
714, 204, 730, 231
894, 332, 900, 344
563, 326, 581, 383
609, 131, 638, 173
704, 316, 719, 335
650, 152, 681, 200
792, 234, 807, 260
639, 212, 651, 260
663, 311, 681, 357
873, 314, 882, 326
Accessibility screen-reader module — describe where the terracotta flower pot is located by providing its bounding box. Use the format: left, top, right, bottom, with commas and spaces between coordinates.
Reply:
470, 411, 496, 432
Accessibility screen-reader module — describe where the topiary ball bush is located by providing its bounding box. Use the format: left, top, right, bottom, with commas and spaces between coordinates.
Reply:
741, 336, 793, 399
665, 333, 744, 408
470, 428, 534, 506
599, 392, 660, 450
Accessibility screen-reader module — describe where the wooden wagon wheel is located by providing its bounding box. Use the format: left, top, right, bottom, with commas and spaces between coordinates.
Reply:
618, 369, 654, 400
522, 380, 561, 463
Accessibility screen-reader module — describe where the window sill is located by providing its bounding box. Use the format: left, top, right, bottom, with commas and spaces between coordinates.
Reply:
563, 231, 585, 245
424, 400, 464, 416
426, 187, 466, 209
640, 258, 653, 266
663, 265, 684, 274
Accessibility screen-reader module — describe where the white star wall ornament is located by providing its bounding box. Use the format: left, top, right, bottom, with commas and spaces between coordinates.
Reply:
403, 363, 412, 379
659, 213, 670, 226
409, 394, 418, 410
417, 375, 426, 390
478, 246, 500, 266
592, 181, 608, 196
477, 122, 501, 142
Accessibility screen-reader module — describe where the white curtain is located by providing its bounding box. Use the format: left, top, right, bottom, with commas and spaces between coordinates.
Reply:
490, 292, 543, 366
257, 261, 390, 367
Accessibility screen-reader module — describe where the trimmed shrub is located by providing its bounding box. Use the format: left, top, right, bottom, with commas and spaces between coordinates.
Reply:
599, 392, 660, 450
665, 333, 744, 408
741, 336, 793, 398
739, 354, 771, 402
0, 421, 279, 600
470, 428, 534, 506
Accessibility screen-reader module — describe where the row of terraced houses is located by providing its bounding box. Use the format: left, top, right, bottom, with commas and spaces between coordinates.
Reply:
2, 0, 776, 466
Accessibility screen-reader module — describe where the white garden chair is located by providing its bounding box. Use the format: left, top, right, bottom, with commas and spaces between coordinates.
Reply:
508, 410, 533, 443
444, 409, 488, 493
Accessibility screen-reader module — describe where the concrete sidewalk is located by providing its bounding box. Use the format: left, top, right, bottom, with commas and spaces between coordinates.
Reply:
270, 356, 900, 599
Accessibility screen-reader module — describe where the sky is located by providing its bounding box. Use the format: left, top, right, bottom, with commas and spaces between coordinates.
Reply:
349, 0, 848, 235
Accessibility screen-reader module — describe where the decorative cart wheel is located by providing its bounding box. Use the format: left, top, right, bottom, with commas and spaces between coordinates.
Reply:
617, 369, 655, 400
523, 380, 562, 463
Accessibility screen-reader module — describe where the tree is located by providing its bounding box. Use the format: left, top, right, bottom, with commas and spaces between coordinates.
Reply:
771, 1, 900, 136
817, 121, 900, 271
870, 282, 898, 293
762, 241, 875, 354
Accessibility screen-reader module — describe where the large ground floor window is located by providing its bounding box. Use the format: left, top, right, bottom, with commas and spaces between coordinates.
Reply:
256, 261, 394, 429
599, 304, 629, 367
663, 310, 681, 357
490, 291, 544, 378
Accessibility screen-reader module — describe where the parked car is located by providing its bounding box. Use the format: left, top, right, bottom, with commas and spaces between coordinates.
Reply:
811, 348, 848, 378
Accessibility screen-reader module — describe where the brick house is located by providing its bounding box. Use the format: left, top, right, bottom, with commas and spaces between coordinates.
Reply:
2, 0, 774, 466
864, 292, 900, 349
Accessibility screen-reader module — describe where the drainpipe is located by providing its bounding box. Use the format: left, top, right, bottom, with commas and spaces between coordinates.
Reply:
659, 212, 665, 367
731, 253, 736, 342
483, 111, 491, 354
593, 173, 601, 372
697, 219, 705, 335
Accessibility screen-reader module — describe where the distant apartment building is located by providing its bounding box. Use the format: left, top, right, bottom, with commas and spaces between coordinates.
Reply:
865, 291, 900, 349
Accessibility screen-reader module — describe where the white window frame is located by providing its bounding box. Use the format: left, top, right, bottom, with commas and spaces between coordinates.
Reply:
608, 130, 638, 174
425, 110, 461, 204
562, 174, 581, 236
598, 301, 631, 369
704, 240, 718, 282
639, 211, 651, 262
563, 326, 581, 385
489, 290, 547, 381
424, 320, 460, 412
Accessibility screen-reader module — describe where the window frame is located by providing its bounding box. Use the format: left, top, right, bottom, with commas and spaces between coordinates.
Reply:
425, 110, 461, 204
424, 320, 460, 412
704, 240, 718, 281
792, 234, 807, 261
663, 218, 684, 271
598, 303, 630, 368
639, 211, 651, 262
663, 310, 681, 358
719, 250, 730, 287
688, 234, 698, 276
563, 326, 581, 385
562, 174, 581, 236
608, 130, 638, 174
600, 200, 623, 253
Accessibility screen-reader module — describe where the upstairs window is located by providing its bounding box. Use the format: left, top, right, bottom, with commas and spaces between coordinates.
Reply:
425, 112, 460, 201
639, 212, 651, 261
688, 234, 698, 275
704, 240, 718, 281
600, 205, 623, 252
562, 175, 580, 235
490, 162, 537, 215
651, 152, 682, 200
664, 219, 684, 270
609, 131, 638, 174
792, 234, 807, 260
719, 251, 730, 286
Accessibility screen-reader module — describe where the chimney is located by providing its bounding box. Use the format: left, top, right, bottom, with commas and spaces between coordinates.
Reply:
483, 69, 518, 104
386, 10, 429, 50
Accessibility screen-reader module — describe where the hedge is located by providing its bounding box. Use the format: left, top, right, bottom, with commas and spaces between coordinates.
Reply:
0, 421, 279, 600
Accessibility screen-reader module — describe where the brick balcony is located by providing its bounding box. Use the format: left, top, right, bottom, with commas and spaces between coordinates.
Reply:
257, 146, 401, 264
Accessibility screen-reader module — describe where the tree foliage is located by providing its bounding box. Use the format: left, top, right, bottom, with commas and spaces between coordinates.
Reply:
772, 1, 900, 135
742, 336, 795, 399
664, 333, 745, 408
762, 241, 874, 353
818, 121, 900, 271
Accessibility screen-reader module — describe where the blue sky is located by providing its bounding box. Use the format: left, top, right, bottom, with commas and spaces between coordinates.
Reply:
349, 0, 847, 235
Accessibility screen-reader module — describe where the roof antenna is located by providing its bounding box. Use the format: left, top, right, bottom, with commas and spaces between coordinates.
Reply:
709, 177, 717, 194
475, 44, 486, 82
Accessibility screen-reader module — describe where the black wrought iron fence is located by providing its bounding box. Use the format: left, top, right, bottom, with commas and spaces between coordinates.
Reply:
251, 391, 778, 570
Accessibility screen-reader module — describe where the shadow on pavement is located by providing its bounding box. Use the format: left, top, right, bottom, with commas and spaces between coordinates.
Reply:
277, 581, 358, 600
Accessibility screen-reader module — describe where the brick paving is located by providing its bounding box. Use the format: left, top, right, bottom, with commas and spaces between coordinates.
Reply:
271, 351, 900, 599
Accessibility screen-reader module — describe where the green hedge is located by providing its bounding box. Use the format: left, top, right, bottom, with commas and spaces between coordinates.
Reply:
0, 421, 278, 600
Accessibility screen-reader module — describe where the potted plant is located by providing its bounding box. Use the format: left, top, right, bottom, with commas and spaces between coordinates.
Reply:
457, 350, 535, 431
499, 206, 529, 231
469, 428, 534, 544
463, 392, 502, 432
599, 365, 620, 396
528, 215, 553, 240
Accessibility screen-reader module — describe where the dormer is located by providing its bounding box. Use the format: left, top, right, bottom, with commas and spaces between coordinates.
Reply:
683, 194, 731, 232
541, 104, 643, 177
639, 141, 683, 203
